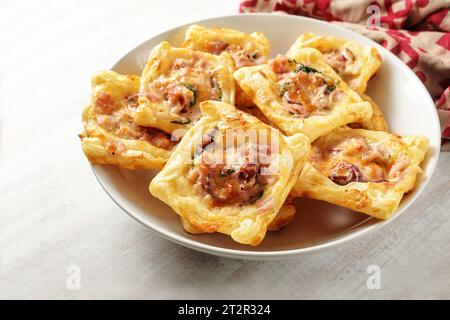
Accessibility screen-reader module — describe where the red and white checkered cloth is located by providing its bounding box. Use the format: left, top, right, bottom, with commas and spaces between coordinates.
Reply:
239, 0, 450, 146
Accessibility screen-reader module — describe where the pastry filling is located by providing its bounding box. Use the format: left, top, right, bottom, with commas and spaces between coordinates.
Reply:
143, 53, 223, 125
188, 129, 275, 207
205, 40, 264, 68
323, 48, 358, 81
310, 136, 410, 186
93, 92, 176, 153
269, 55, 341, 118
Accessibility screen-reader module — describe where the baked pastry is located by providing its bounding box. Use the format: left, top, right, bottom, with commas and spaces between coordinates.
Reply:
291, 126, 428, 219
234, 103, 271, 125
134, 41, 235, 133
79, 71, 176, 170
287, 33, 381, 93
149, 101, 310, 245
234, 49, 373, 141
349, 94, 389, 132
182, 24, 270, 109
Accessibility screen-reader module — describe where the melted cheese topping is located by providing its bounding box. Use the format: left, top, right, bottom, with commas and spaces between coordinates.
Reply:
93, 92, 176, 152
204, 40, 264, 68
188, 128, 277, 207
323, 48, 359, 86
310, 135, 411, 185
143, 53, 222, 125
269, 55, 341, 118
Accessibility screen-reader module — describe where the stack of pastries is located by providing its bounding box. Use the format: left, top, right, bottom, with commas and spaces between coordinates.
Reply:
80, 25, 428, 246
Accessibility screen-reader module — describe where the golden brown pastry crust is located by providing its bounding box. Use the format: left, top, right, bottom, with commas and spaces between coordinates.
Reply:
149, 101, 310, 245
182, 24, 270, 109
134, 41, 235, 133
234, 48, 373, 141
287, 33, 381, 93
291, 127, 428, 219
182, 197, 296, 233
349, 94, 389, 132
80, 71, 173, 170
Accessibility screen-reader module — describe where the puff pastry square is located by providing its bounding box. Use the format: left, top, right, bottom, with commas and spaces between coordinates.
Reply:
287, 33, 382, 93
267, 197, 296, 232
291, 126, 428, 219
149, 101, 310, 245
182, 24, 271, 108
134, 41, 235, 133
234, 48, 373, 141
181, 197, 297, 233
79, 71, 176, 170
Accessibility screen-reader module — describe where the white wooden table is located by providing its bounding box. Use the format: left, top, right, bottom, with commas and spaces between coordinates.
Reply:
1, 0, 449, 299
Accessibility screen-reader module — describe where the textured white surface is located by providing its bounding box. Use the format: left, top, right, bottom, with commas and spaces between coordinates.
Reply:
1, 0, 449, 299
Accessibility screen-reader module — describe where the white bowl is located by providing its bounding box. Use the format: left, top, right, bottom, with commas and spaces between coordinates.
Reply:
92, 14, 440, 260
